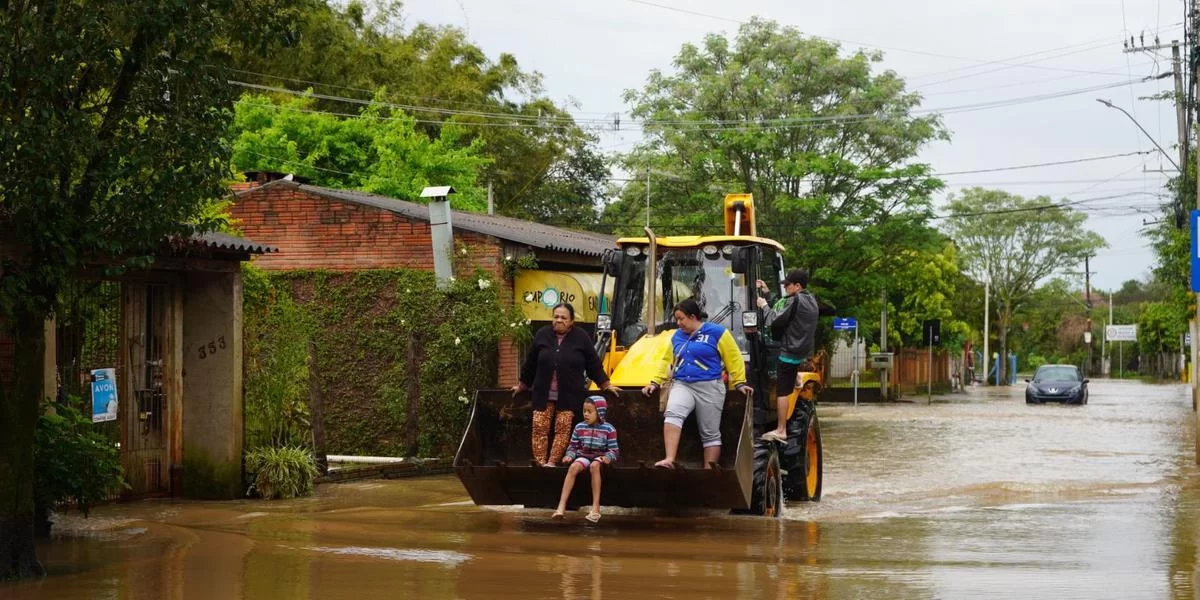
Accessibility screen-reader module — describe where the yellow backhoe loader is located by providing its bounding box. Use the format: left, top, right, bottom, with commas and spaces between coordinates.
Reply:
455, 194, 825, 516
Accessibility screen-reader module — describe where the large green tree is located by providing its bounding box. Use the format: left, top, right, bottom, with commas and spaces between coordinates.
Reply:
232, 94, 492, 210
230, 0, 609, 224
605, 18, 948, 319
0, 0, 302, 579
943, 188, 1107, 384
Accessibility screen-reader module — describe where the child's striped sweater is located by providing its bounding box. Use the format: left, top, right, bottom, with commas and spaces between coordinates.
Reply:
564, 421, 619, 463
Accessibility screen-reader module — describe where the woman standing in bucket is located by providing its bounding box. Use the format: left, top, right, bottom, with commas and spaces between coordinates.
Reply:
641, 298, 753, 469
513, 302, 619, 467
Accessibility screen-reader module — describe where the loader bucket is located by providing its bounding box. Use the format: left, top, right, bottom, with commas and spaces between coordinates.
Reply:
454, 388, 754, 510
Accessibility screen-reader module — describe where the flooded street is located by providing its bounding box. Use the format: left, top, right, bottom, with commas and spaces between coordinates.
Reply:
4, 378, 1200, 599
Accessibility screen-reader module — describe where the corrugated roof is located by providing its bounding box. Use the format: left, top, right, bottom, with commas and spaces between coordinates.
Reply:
277, 183, 616, 257
192, 231, 277, 254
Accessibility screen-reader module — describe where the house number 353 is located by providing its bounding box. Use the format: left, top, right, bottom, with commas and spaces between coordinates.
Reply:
198, 336, 226, 360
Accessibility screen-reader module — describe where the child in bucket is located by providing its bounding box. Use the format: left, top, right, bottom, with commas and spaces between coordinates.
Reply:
552, 396, 619, 523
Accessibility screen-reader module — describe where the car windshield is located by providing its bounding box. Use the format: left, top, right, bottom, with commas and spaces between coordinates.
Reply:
1034, 366, 1081, 382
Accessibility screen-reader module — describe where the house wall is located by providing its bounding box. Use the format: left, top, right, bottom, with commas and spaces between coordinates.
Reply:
231, 184, 523, 386
181, 270, 244, 499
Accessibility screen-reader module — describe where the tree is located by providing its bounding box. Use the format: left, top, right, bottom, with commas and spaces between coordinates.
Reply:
884, 242, 971, 349
1138, 301, 1185, 355
943, 188, 1107, 385
605, 18, 948, 319
231, 94, 492, 210
0, 0, 303, 579
229, 0, 609, 224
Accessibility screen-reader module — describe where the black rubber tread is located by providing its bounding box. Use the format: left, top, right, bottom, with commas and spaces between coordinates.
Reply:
784, 412, 823, 502
749, 443, 783, 517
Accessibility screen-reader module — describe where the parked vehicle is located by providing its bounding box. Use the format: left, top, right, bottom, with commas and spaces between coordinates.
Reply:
1025, 364, 1089, 405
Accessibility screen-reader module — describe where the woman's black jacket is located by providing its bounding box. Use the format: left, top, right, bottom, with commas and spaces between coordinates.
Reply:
518, 325, 610, 415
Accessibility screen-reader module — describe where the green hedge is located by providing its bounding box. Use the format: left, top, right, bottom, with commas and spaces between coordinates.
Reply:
243, 265, 526, 458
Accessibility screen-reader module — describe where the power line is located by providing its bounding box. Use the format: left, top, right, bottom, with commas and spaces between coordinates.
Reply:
625, 0, 1177, 79
934, 151, 1153, 175
232, 74, 1161, 132
920, 65, 1156, 97
908, 23, 1183, 81
602, 152, 1157, 184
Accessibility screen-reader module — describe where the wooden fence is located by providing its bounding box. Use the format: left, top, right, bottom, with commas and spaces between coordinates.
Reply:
889, 348, 953, 395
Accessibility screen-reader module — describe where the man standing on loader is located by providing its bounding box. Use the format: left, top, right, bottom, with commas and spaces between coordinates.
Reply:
757, 269, 819, 443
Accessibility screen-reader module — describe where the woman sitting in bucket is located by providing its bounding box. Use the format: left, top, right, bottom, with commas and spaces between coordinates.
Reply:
552, 396, 619, 523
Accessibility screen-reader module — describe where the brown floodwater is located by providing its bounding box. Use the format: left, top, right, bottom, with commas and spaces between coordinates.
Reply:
3, 378, 1199, 599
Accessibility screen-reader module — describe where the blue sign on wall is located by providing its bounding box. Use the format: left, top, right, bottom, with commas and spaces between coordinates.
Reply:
832, 317, 857, 331
91, 368, 118, 424
1192, 210, 1200, 292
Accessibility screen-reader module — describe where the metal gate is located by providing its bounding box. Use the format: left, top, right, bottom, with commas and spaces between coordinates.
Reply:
56, 279, 177, 497
122, 283, 172, 496
56, 280, 121, 446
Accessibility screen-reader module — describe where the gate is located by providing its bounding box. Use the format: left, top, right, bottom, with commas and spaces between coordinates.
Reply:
121, 282, 174, 496
56, 279, 178, 497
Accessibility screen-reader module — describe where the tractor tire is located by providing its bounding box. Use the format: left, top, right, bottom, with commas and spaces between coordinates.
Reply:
749, 442, 784, 518
784, 411, 823, 502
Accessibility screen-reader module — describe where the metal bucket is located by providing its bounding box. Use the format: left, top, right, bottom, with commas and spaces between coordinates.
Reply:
454, 388, 753, 510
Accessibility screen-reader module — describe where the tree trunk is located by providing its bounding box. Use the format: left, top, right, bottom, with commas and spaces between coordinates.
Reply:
0, 315, 48, 580
405, 336, 421, 458
997, 311, 1011, 386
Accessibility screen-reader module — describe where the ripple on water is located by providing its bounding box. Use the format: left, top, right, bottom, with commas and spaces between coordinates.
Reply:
290, 545, 473, 566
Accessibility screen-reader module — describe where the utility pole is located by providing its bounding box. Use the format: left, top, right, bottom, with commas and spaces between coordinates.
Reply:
1173, 42, 1189, 171
1084, 255, 1093, 377
1125, 39, 1189, 170
880, 288, 889, 401
645, 170, 651, 228
983, 279, 989, 387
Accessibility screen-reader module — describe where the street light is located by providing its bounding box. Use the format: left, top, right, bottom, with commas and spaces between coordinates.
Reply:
1096, 98, 1181, 171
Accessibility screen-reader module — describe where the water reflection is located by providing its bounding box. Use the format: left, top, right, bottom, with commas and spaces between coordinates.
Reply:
3, 380, 1199, 599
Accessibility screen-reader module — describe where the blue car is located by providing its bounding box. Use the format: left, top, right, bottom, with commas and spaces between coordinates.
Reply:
1025, 364, 1089, 405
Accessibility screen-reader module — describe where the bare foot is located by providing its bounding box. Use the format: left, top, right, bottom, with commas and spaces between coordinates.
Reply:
653, 459, 675, 469
551, 511, 565, 520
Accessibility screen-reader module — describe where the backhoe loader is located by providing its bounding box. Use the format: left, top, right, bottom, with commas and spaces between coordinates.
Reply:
455, 194, 824, 516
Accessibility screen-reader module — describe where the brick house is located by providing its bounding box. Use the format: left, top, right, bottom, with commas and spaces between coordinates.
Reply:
229, 176, 615, 386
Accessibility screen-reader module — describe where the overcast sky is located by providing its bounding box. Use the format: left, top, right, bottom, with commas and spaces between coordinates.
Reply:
403, 0, 1182, 291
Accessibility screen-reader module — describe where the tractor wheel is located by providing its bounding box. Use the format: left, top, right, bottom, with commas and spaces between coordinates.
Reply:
750, 442, 784, 517
784, 412, 823, 502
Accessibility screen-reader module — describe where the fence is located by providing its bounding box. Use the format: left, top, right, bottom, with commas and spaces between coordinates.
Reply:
1122, 351, 1184, 380
826, 341, 955, 399
890, 348, 953, 395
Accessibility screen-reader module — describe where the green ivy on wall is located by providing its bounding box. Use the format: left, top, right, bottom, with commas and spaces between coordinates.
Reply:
243, 264, 528, 458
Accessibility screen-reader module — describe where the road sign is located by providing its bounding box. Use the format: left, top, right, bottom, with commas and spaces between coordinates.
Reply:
1106, 324, 1137, 342
832, 317, 857, 331
923, 319, 941, 345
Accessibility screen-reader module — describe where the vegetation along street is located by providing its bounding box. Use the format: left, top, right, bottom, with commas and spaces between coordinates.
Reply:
2, 1, 1200, 597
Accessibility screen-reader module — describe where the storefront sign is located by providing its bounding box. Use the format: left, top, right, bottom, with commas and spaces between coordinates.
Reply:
514, 271, 612, 323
